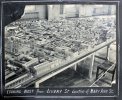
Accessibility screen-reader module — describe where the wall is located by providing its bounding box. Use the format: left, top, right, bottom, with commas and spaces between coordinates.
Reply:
21, 5, 116, 20
63, 5, 77, 18
21, 5, 47, 19
35, 5, 47, 19
48, 5, 61, 20
84, 5, 94, 16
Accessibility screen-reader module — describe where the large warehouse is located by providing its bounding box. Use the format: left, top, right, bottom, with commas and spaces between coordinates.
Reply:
4, 4, 116, 88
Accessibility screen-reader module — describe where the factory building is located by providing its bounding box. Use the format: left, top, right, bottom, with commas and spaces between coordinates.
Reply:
5, 4, 117, 88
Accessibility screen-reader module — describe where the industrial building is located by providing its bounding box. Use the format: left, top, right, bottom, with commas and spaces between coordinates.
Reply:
5, 4, 116, 88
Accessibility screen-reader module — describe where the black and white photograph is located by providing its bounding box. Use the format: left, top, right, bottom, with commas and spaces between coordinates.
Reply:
4, 3, 117, 89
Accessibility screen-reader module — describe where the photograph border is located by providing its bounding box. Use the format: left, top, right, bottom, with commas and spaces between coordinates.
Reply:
0, 0, 120, 98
